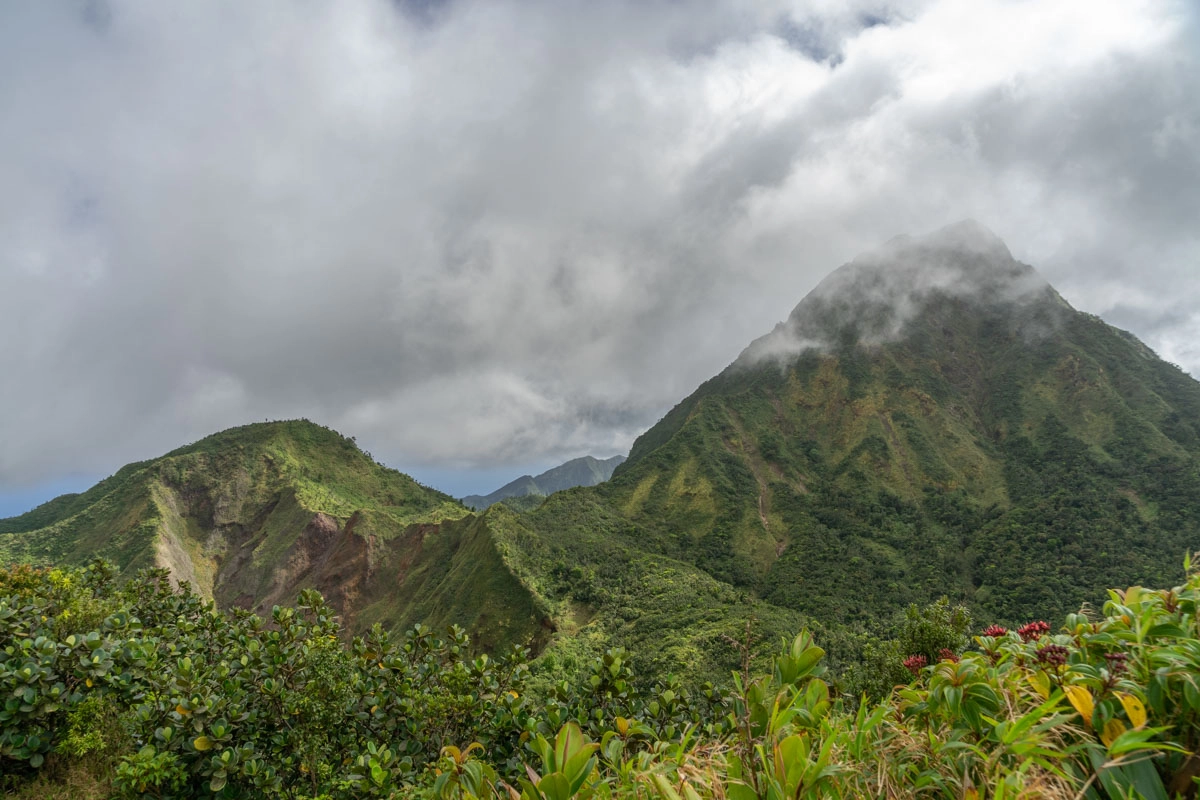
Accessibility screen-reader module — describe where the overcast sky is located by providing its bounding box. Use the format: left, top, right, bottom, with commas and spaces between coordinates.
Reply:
1, 0, 1198, 509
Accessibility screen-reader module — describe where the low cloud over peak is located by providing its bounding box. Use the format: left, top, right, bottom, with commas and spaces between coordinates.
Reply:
0, 0, 1197, 490
737, 220, 1060, 365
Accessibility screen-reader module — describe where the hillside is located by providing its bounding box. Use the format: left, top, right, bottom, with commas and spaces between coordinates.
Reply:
0, 420, 549, 649
0, 421, 807, 681
598, 220, 1200, 626
463, 454, 626, 510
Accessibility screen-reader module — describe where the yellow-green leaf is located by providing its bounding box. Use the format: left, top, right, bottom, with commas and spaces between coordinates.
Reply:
1117, 692, 1147, 728
1064, 685, 1094, 726
1027, 670, 1051, 700
1101, 718, 1127, 748
193, 736, 214, 752
650, 774, 682, 800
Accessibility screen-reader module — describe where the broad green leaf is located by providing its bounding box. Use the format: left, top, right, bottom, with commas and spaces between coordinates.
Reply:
1124, 756, 1170, 800
538, 772, 571, 800
554, 722, 585, 773
726, 782, 758, 800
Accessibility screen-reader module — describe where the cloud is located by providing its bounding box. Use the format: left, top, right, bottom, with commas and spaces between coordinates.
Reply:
735, 220, 1063, 365
0, 0, 1197, 486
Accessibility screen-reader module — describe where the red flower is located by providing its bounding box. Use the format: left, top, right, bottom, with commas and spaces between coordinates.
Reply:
938, 648, 960, 663
902, 654, 928, 675
1017, 621, 1051, 642
1035, 644, 1069, 667
982, 624, 1008, 637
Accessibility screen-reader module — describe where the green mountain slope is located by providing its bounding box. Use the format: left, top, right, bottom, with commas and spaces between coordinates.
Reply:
0, 421, 551, 649
0, 421, 802, 681
475, 492, 810, 682
599, 220, 1200, 627
463, 455, 626, 510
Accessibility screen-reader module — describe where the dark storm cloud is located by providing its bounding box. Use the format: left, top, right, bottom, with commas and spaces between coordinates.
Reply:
1, 0, 1197, 488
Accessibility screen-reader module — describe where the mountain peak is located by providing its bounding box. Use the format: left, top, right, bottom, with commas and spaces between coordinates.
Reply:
738, 221, 1060, 365
463, 454, 627, 510
619, 218, 1200, 631
848, 219, 1019, 280
922, 218, 1012, 260
870, 219, 1012, 263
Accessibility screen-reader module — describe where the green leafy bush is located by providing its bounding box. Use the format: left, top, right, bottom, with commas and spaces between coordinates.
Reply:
5, 557, 1200, 798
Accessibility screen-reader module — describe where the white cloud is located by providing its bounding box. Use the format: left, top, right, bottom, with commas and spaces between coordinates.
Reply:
0, 0, 1197, 486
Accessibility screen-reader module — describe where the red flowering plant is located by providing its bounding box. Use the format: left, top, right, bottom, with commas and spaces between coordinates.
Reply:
1017, 620, 1051, 642
1034, 643, 1069, 669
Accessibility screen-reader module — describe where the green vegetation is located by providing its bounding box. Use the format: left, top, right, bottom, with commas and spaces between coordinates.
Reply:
0, 420, 466, 571
0, 420, 524, 644
5, 559, 1200, 798
597, 286, 1200, 635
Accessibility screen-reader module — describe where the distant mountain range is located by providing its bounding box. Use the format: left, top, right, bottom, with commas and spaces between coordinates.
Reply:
462, 454, 626, 510
5, 220, 1198, 680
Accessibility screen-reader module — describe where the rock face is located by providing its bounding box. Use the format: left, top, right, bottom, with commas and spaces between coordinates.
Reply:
0, 420, 553, 650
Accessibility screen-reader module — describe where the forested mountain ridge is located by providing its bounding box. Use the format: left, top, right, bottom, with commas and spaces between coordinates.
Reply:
0, 421, 551, 651
599, 220, 1200, 627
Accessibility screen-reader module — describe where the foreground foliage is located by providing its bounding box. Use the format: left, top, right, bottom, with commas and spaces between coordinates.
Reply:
3, 559, 1200, 798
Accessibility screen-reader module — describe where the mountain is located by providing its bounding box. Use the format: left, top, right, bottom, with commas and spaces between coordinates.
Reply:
0, 421, 803, 680
597, 220, 1200, 626
0, 420, 551, 651
463, 455, 627, 510
432, 219, 1200, 678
